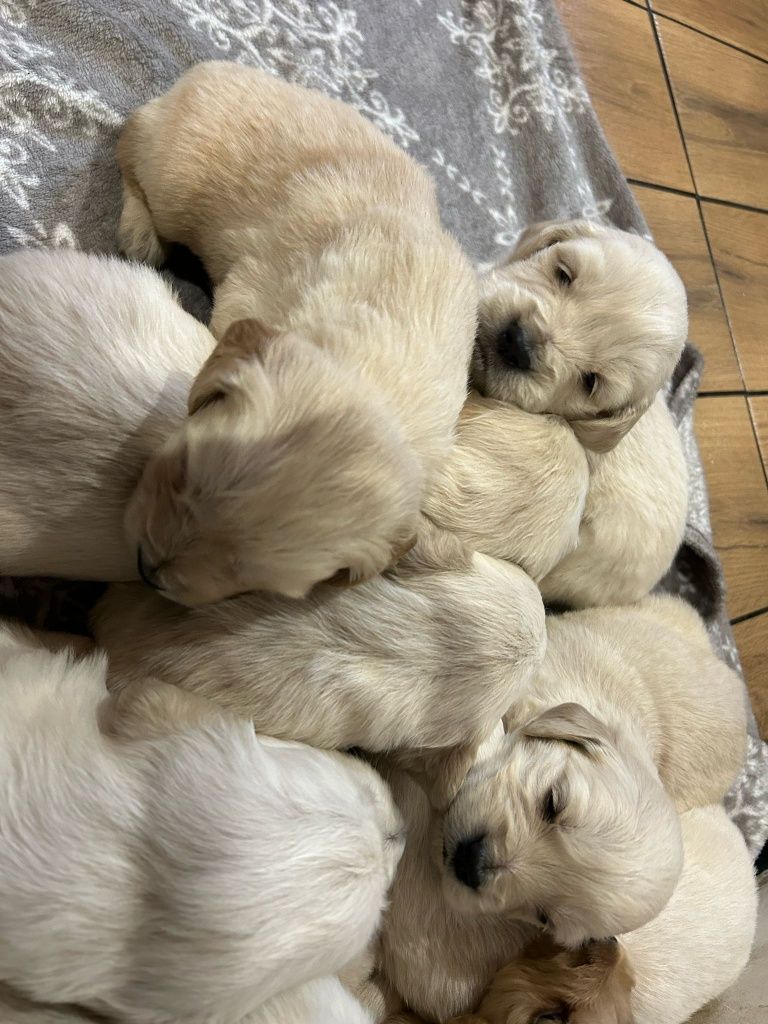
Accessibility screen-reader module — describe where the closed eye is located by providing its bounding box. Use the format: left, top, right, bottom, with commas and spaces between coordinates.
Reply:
581, 371, 599, 396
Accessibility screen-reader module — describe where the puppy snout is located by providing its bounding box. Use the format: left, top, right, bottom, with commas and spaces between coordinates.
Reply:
450, 833, 488, 891
137, 547, 165, 591
496, 319, 534, 371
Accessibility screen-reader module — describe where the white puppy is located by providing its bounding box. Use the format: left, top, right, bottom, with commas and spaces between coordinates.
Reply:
0, 626, 403, 1024
249, 977, 373, 1024
455, 805, 758, 1024
118, 61, 478, 597
0, 248, 433, 607
439, 596, 745, 952
92, 533, 546, 762
425, 390, 687, 606
472, 219, 687, 453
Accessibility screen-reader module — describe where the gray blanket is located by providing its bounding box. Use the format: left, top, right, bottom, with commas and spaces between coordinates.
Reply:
0, 0, 766, 855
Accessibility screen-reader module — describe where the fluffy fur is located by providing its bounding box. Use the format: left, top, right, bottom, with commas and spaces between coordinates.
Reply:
425, 390, 686, 605
92, 532, 546, 758
0, 249, 212, 589
450, 805, 758, 1024
439, 596, 746, 949
249, 977, 373, 1024
472, 219, 687, 453
118, 61, 478, 598
0, 626, 402, 1024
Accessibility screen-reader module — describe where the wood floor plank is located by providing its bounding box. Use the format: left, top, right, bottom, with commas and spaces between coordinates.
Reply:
654, 0, 768, 63
695, 396, 768, 619
631, 185, 741, 392
702, 203, 768, 391
732, 613, 768, 739
659, 17, 768, 208
748, 396, 768, 481
557, 0, 692, 189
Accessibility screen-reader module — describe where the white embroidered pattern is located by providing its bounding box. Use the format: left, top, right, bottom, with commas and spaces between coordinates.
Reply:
0, 2, 120, 236
170, 0, 420, 150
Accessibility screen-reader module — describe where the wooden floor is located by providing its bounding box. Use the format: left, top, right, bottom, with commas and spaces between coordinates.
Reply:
557, 0, 768, 737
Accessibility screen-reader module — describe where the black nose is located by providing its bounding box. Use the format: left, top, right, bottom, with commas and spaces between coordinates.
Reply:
496, 320, 534, 371
137, 548, 163, 590
451, 834, 488, 890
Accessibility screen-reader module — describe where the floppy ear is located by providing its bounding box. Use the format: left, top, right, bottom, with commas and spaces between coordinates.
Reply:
568, 399, 650, 454
509, 218, 603, 263
188, 318, 276, 415
523, 702, 610, 751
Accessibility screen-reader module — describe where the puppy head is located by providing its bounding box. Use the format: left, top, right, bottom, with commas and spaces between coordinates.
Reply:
125, 319, 422, 606
457, 936, 635, 1024
438, 702, 682, 945
473, 220, 687, 452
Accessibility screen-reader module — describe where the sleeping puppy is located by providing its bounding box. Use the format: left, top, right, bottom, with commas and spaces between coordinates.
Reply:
449, 805, 758, 1024
439, 595, 745, 951
369, 729, 674, 1022
0, 626, 403, 1024
424, 389, 687, 606
0, 248, 424, 605
92, 528, 545, 766
473, 219, 687, 453
117, 61, 478, 590
425, 219, 689, 605
370, 599, 746, 1022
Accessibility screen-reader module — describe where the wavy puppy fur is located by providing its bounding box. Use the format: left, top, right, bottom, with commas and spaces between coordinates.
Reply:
0, 627, 402, 1024
93, 529, 546, 759
118, 60, 478, 601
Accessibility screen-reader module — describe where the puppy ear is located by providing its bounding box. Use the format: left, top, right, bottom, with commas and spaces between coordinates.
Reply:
509, 218, 602, 263
188, 318, 276, 415
523, 702, 609, 751
568, 399, 650, 454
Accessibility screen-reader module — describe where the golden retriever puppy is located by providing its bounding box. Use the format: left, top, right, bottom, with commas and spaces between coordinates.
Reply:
118, 61, 478, 594
438, 596, 746, 953
451, 805, 757, 1024
472, 219, 687, 453
0, 627, 403, 1024
92, 531, 545, 758
425, 391, 687, 605
0, 248, 426, 605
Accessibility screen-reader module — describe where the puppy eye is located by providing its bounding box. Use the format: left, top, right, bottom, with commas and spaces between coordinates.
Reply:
534, 1012, 568, 1023
542, 788, 560, 824
555, 263, 573, 287
536, 908, 551, 928
581, 371, 599, 396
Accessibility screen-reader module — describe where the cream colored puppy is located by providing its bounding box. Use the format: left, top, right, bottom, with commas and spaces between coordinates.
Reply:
425, 390, 686, 604
0, 627, 403, 1024
250, 977, 373, 1024
439, 596, 745, 953
472, 219, 687, 453
92, 532, 545, 761
118, 61, 478, 593
452, 805, 758, 1024
0, 248, 429, 605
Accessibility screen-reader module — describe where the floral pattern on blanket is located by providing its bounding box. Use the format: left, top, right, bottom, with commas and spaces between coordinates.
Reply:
0, 0, 765, 856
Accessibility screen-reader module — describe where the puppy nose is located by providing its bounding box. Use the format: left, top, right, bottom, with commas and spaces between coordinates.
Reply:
137, 547, 164, 591
451, 834, 488, 890
496, 320, 534, 371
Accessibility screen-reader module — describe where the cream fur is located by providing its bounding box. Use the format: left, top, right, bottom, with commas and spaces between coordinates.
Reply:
472, 219, 687, 453
452, 805, 757, 1024
0, 625, 402, 1024
117, 61, 477, 599
92, 533, 545, 755
248, 977, 374, 1024
425, 390, 687, 603
0, 249, 212, 586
